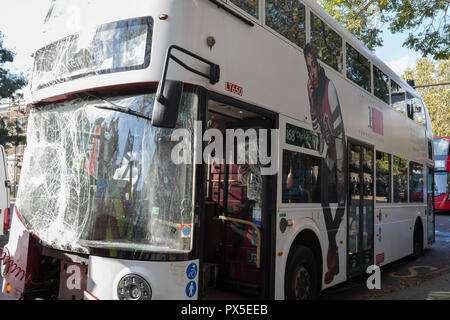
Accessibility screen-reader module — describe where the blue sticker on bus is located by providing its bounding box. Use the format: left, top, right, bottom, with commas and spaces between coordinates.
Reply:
185, 281, 196, 298
186, 263, 198, 280
182, 224, 192, 238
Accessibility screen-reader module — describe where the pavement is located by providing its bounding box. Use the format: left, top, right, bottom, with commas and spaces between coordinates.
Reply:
375, 272, 450, 300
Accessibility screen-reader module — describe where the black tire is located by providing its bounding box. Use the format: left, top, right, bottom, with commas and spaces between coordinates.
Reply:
285, 245, 318, 300
411, 220, 423, 260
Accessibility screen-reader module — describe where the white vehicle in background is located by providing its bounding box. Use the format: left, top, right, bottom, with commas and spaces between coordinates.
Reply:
0, 145, 11, 236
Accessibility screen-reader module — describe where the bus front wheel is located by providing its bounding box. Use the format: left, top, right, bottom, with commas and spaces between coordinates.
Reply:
285, 245, 318, 300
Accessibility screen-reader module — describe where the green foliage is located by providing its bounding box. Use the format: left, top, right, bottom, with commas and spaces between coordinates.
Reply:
318, 0, 449, 60
0, 31, 27, 100
402, 58, 450, 137
386, 0, 449, 60
0, 31, 28, 149
318, 0, 389, 50
0, 114, 26, 149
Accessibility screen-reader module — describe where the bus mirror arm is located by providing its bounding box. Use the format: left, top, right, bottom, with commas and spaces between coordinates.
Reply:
152, 45, 220, 128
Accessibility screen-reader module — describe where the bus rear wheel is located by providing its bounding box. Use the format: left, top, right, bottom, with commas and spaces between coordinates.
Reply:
285, 245, 318, 300
411, 221, 423, 259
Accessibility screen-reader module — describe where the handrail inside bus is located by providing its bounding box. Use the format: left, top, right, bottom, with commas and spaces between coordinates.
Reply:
214, 215, 261, 269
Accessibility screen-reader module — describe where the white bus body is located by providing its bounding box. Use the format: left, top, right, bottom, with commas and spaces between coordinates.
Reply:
2, 0, 434, 300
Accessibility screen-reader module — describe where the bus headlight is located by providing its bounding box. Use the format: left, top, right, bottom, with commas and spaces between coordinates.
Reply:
117, 274, 152, 300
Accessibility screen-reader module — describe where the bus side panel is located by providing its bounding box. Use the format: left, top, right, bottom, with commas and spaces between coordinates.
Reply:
373, 206, 389, 267
313, 206, 347, 289
382, 205, 425, 263
274, 208, 346, 299
274, 212, 320, 299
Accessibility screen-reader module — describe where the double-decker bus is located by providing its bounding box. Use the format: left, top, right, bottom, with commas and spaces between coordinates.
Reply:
1, 0, 435, 300
434, 137, 450, 213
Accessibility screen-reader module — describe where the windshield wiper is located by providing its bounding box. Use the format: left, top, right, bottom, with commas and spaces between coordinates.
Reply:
82, 92, 152, 122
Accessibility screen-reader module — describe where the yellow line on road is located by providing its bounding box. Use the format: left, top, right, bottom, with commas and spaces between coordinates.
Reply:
389, 266, 438, 278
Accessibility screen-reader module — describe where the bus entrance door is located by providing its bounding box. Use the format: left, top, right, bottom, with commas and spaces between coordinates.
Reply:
201, 98, 274, 298
347, 140, 375, 277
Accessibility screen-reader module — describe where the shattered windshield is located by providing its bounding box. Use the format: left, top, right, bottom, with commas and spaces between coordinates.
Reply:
16, 89, 199, 256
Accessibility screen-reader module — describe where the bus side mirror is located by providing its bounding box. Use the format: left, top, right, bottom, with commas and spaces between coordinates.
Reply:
152, 80, 184, 129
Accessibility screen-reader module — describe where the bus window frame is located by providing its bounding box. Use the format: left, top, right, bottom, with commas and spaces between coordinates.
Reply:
346, 42, 372, 93
226, 0, 263, 24
278, 116, 325, 209
309, 10, 344, 73
264, 0, 307, 50
375, 150, 392, 204
372, 64, 390, 105
392, 155, 410, 204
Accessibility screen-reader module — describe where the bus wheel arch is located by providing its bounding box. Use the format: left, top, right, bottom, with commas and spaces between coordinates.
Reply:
284, 229, 323, 300
411, 217, 424, 259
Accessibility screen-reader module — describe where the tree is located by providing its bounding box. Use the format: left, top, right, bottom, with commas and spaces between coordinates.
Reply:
0, 31, 28, 149
0, 31, 27, 100
318, 0, 449, 60
402, 58, 450, 137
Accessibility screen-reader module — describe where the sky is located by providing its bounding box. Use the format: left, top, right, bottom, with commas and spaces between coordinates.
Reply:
0, 0, 423, 100
0, 0, 52, 100
0, 1, 51, 74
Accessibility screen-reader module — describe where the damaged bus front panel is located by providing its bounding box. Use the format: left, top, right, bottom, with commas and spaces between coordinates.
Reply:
3, 88, 202, 300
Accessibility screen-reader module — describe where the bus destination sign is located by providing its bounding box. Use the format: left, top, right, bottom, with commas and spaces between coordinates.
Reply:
285, 123, 322, 152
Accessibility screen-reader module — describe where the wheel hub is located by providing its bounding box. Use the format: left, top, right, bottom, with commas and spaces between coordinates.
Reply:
294, 265, 311, 300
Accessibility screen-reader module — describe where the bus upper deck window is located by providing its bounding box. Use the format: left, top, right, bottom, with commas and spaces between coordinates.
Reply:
373, 65, 389, 104
265, 0, 306, 49
346, 43, 371, 93
391, 80, 407, 116
310, 12, 343, 73
230, 0, 259, 19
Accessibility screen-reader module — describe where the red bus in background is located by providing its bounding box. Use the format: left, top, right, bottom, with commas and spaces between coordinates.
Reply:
434, 137, 450, 213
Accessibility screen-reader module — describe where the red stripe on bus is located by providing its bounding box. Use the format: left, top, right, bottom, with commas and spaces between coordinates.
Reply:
14, 206, 28, 231
32, 82, 159, 104
85, 290, 100, 300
